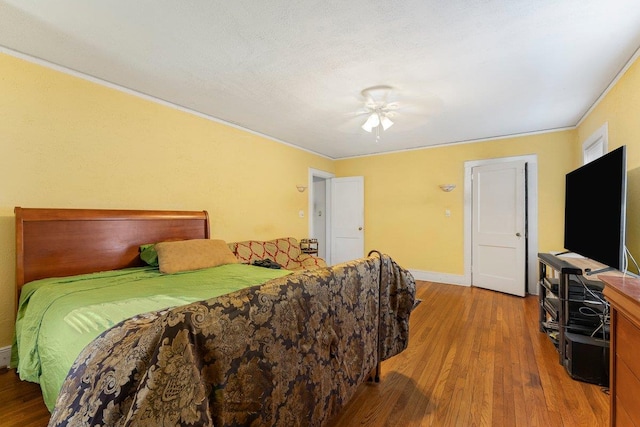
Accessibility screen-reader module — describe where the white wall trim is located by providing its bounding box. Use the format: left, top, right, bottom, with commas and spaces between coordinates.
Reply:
6, 42, 640, 162
409, 269, 468, 287
2, 43, 575, 163
338, 126, 574, 160
0, 345, 11, 368
0, 45, 332, 161
464, 154, 539, 295
582, 122, 609, 165
576, 45, 640, 127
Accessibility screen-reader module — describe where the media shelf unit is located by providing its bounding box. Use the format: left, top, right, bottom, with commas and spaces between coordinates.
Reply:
538, 253, 610, 386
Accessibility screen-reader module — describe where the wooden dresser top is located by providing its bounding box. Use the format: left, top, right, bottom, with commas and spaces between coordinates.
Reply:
601, 275, 640, 325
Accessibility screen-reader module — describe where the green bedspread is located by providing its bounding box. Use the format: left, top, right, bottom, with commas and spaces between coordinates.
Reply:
48, 253, 416, 427
11, 263, 291, 411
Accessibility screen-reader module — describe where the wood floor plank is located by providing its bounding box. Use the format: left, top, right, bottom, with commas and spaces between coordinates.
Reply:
0, 281, 609, 426
330, 281, 610, 427
0, 370, 49, 427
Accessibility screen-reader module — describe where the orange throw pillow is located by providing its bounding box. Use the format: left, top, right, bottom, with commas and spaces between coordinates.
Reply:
155, 239, 238, 274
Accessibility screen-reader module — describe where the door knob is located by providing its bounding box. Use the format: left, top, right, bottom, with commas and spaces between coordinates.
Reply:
516, 232, 521, 237
358, 227, 363, 231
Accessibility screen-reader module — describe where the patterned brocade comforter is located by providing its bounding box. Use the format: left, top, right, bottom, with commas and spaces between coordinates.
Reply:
48, 253, 416, 427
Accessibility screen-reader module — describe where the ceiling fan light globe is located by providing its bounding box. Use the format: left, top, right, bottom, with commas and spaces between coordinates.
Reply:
362, 113, 379, 132
380, 116, 394, 130
369, 113, 380, 127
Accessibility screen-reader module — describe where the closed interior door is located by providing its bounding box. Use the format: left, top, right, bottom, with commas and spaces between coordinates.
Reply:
330, 176, 364, 265
472, 161, 526, 296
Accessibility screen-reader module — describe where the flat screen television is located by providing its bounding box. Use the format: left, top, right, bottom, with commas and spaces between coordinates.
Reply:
564, 145, 627, 271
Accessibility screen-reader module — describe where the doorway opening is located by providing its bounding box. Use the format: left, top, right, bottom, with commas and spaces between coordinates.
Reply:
308, 168, 335, 264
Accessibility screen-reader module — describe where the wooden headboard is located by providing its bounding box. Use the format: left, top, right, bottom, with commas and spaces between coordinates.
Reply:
15, 207, 210, 303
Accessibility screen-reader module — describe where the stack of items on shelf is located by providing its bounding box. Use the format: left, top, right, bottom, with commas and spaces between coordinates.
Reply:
538, 253, 610, 386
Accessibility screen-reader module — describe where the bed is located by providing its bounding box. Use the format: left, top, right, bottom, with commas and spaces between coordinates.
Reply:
12, 207, 416, 426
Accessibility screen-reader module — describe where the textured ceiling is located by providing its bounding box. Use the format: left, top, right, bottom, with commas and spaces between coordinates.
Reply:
2, 1, 640, 159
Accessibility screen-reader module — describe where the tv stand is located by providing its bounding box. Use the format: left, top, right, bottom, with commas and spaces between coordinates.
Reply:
538, 253, 610, 386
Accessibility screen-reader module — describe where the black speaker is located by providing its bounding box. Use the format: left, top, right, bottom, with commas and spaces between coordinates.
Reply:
564, 332, 609, 386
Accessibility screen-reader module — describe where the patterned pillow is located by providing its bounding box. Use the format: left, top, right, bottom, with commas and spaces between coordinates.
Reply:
229, 238, 325, 270
273, 238, 302, 260
155, 239, 238, 274
233, 240, 276, 264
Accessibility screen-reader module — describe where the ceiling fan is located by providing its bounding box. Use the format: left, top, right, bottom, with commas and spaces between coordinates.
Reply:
359, 85, 399, 141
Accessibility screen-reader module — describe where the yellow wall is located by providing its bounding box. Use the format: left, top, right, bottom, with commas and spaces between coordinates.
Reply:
336, 131, 578, 272
3, 49, 639, 350
0, 53, 334, 347
576, 56, 640, 267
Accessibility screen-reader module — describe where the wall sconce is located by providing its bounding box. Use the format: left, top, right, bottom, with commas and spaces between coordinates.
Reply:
439, 184, 456, 192
296, 185, 307, 193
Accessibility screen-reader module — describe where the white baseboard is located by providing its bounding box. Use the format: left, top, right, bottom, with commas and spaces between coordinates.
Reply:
409, 269, 469, 287
409, 269, 538, 295
0, 345, 11, 368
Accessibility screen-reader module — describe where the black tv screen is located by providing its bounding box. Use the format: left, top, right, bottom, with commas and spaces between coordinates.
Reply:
564, 145, 627, 270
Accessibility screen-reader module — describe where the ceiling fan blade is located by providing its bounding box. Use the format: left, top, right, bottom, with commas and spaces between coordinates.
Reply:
345, 108, 371, 118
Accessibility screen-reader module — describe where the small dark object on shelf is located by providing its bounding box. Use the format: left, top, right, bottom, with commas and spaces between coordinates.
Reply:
252, 259, 282, 269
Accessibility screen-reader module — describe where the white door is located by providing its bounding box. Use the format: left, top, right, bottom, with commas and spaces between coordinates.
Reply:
330, 176, 364, 265
472, 161, 526, 296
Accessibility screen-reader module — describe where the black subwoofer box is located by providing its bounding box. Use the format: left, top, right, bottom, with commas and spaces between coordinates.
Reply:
564, 332, 609, 386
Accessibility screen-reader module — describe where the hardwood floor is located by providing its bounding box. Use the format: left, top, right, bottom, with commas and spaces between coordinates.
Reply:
330, 281, 609, 427
0, 368, 49, 427
0, 281, 609, 426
